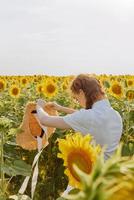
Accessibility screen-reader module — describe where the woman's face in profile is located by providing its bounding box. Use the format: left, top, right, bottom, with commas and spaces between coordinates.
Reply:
72, 89, 86, 108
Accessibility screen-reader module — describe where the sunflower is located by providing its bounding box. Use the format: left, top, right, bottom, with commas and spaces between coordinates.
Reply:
61, 79, 70, 91
62, 82, 68, 91
20, 77, 28, 87
36, 83, 43, 94
109, 81, 124, 99
9, 85, 20, 98
43, 79, 58, 98
57, 132, 101, 189
126, 79, 133, 87
126, 90, 134, 101
0, 79, 6, 92
65, 144, 134, 200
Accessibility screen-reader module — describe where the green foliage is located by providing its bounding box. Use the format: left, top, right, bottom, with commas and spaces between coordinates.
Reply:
108, 95, 134, 156
2, 160, 31, 177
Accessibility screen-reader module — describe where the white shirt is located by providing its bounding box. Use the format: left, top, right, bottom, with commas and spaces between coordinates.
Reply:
63, 99, 123, 160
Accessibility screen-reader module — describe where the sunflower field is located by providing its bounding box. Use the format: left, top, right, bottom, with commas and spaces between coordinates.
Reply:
0, 74, 134, 200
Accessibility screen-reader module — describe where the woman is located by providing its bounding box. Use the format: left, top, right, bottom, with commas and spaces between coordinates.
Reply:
36, 74, 123, 157
36, 74, 123, 194
36, 74, 122, 158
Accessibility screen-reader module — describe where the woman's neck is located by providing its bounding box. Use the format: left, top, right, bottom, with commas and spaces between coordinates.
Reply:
94, 95, 106, 104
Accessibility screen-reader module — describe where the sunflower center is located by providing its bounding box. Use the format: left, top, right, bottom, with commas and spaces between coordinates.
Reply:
67, 149, 92, 182
22, 78, 27, 84
38, 86, 42, 92
127, 80, 133, 86
126, 91, 134, 100
112, 84, 122, 95
12, 88, 19, 95
46, 84, 56, 93
0, 81, 4, 90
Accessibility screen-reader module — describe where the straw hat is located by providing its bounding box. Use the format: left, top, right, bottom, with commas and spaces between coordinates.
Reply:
16, 102, 58, 150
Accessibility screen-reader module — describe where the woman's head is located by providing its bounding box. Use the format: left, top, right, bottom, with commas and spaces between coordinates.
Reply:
70, 74, 105, 109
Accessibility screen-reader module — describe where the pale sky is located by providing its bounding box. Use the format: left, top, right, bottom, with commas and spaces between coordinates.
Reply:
0, 0, 134, 75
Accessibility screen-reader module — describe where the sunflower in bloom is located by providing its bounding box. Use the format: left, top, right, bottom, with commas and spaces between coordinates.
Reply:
43, 79, 58, 98
0, 78, 6, 92
9, 85, 21, 98
126, 79, 133, 87
36, 83, 43, 94
61, 78, 70, 91
109, 81, 124, 99
126, 90, 134, 101
20, 77, 28, 87
62, 81, 68, 91
57, 132, 101, 189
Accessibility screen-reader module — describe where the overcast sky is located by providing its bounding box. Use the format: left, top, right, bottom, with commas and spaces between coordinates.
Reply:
0, 0, 134, 75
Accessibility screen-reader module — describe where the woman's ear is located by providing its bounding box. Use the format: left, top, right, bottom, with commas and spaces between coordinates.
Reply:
79, 89, 84, 95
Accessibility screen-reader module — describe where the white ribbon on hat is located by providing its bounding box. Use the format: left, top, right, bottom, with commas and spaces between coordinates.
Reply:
18, 104, 48, 199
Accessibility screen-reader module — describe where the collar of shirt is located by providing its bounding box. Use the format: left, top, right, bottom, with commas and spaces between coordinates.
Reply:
92, 99, 111, 109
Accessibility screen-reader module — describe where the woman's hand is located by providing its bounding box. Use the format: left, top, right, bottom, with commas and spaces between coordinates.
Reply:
36, 99, 46, 108
46, 102, 76, 114
36, 99, 61, 111
46, 101, 62, 111
36, 100, 75, 114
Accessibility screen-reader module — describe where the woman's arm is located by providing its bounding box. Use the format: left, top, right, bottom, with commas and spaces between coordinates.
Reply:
36, 106, 72, 129
58, 105, 76, 114
46, 102, 76, 114
36, 99, 77, 114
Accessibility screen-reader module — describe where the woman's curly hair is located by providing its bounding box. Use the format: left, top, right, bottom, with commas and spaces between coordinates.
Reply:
70, 74, 105, 109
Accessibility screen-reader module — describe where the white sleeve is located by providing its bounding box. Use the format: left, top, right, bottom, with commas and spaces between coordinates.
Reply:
63, 108, 94, 134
